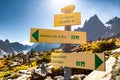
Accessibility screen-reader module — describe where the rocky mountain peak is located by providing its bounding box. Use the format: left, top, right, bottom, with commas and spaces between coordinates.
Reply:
89, 14, 99, 21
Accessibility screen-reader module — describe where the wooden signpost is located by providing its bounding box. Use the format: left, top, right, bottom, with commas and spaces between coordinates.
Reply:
30, 4, 105, 80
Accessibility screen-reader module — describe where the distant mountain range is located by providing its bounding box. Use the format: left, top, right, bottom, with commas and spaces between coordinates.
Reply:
75, 15, 120, 41
32, 43, 60, 52
11, 42, 31, 53
0, 39, 60, 57
0, 39, 31, 57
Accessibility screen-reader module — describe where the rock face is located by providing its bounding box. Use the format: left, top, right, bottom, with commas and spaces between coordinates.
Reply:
75, 15, 120, 41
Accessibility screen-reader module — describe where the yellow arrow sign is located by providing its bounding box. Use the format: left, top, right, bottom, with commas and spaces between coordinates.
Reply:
51, 53, 105, 71
30, 28, 86, 44
54, 12, 81, 27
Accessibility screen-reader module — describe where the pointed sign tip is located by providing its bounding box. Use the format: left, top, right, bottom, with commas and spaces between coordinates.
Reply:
95, 54, 103, 70
32, 29, 39, 41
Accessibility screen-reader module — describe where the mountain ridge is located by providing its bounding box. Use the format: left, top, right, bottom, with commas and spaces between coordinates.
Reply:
75, 15, 120, 41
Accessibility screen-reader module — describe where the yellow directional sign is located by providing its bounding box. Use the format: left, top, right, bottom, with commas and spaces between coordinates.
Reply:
51, 53, 105, 71
30, 28, 86, 44
54, 12, 81, 27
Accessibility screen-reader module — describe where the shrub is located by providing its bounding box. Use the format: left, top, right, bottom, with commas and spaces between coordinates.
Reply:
0, 71, 11, 78
36, 53, 51, 65
92, 44, 101, 53
92, 41, 116, 53
13, 65, 29, 72
51, 66, 64, 77
0, 59, 8, 68
31, 61, 37, 67
98, 41, 116, 51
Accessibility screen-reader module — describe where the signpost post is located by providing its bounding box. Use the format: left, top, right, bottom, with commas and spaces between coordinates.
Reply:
55, 5, 80, 80
30, 4, 105, 80
64, 26, 72, 80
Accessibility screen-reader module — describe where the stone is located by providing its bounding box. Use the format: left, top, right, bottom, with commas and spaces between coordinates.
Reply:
115, 76, 120, 80
54, 76, 64, 80
30, 69, 45, 80
71, 74, 86, 80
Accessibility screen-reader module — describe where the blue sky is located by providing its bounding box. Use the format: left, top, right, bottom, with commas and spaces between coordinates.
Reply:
0, 0, 120, 45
